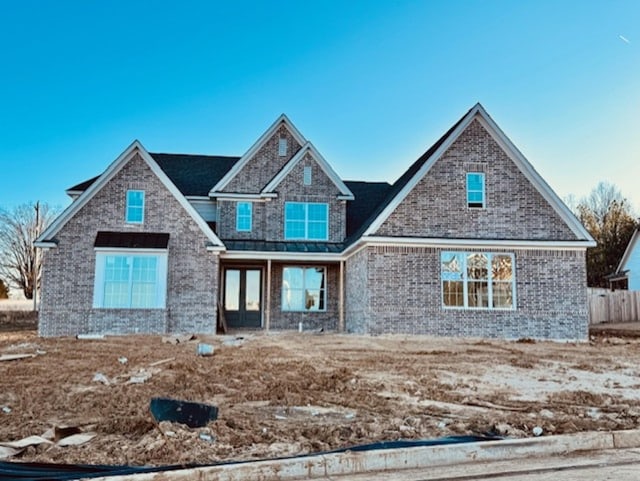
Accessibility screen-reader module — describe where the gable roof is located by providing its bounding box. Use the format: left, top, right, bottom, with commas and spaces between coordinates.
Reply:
209, 114, 306, 195
617, 228, 640, 273
358, 103, 595, 244
36, 141, 225, 249
261, 142, 354, 199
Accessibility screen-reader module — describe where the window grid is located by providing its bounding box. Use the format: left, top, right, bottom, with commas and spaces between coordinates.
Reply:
466, 173, 485, 208
441, 252, 515, 310
236, 202, 252, 232
284, 202, 328, 240
101, 255, 161, 308
126, 190, 145, 223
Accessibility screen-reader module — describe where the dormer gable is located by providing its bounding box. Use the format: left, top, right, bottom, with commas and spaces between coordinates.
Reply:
262, 142, 354, 200
209, 114, 306, 196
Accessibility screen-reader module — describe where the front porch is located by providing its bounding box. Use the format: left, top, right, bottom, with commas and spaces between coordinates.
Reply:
219, 258, 345, 332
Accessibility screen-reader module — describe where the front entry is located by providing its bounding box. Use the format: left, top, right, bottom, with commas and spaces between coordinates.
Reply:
224, 268, 262, 328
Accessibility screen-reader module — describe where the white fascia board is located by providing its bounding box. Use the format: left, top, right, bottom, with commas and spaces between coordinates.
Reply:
361, 236, 595, 250
36, 140, 144, 244
34, 241, 57, 249
261, 142, 355, 200
617, 229, 639, 272
362, 106, 480, 236
211, 193, 270, 201
473, 109, 595, 242
136, 148, 225, 248
209, 114, 307, 195
94, 247, 168, 254
185, 196, 211, 201
206, 245, 225, 253
221, 250, 343, 261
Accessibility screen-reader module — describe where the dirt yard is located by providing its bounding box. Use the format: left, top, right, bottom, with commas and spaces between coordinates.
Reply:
1, 327, 640, 467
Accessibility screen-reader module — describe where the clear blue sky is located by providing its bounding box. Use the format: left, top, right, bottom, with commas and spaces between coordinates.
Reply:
1, 1, 638, 213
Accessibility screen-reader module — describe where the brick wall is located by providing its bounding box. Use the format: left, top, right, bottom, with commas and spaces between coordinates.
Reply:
39, 152, 219, 337
377, 119, 577, 240
345, 245, 588, 340
223, 125, 302, 193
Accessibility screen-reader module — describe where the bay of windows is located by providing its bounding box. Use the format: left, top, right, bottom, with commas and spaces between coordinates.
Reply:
441, 251, 515, 309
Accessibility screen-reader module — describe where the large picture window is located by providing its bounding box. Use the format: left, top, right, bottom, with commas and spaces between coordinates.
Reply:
282, 266, 326, 311
441, 251, 515, 309
284, 202, 328, 240
93, 252, 167, 308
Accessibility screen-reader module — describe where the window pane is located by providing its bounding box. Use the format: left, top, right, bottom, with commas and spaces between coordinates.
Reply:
443, 280, 464, 306
285, 220, 305, 239
467, 253, 488, 280
492, 282, 513, 308
308, 204, 327, 221
282, 267, 326, 311
104, 256, 131, 308
441, 252, 463, 281
307, 221, 327, 240
245, 270, 260, 311
467, 281, 489, 308
285, 203, 305, 220
492, 255, 512, 281
467, 174, 484, 190
225, 270, 240, 311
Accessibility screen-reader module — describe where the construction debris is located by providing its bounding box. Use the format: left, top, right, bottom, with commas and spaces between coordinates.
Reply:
0, 353, 36, 362
150, 397, 218, 428
161, 334, 195, 345
0, 426, 96, 459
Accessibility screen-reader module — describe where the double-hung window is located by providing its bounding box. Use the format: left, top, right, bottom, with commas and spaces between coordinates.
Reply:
284, 202, 328, 240
126, 190, 145, 223
236, 202, 252, 232
93, 252, 167, 308
282, 266, 326, 311
441, 251, 515, 309
466, 173, 485, 208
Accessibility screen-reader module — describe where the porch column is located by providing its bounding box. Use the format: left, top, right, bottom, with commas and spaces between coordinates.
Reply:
265, 259, 272, 331
339, 260, 345, 332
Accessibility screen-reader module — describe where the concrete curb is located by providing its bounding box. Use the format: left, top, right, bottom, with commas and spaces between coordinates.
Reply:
90, 429, 640, 481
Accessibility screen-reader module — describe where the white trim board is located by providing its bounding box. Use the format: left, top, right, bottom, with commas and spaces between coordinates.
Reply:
221, 250, 343, 261
261, 142, 354, 200
617, 229, 640, 272
362, 103, 595, 243
209, 114, 307, 195
36, 140, 225, 249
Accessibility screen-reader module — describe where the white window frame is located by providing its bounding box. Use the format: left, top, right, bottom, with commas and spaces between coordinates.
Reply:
281, 266, 327, 312
93, 250, 168, 309
278, 138, 288, 157
466, 172, 485, 208
441, 251, 516, 310
303, 166, 312, 186
126, 190, 145, 224
284, 202, 329, 241
236, 202, 252, 232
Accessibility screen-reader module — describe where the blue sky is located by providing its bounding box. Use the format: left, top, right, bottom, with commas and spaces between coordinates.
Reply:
1, 1, 638, 213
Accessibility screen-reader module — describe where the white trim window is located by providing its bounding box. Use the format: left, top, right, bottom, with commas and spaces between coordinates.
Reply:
93, 251, 167, 308
284, 202, 328, 240
441, 251, 515, 309
126, 190, 145, 223
282, 266, 326, 311
466, 173, 485, 208
236, 202, 252, 232
278, 138, 288, 157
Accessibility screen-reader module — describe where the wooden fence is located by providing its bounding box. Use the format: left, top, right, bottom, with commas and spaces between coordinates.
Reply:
588, 288, 640, 324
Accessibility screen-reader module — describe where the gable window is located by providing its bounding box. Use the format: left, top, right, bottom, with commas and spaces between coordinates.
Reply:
303, 166, 312, 185
284, 202, 328, 240
93, 252, 168, 308
466, 173, 485, 208
236, 202, 252, 232
441, 251, 515, 309
278, 138, 288, 157
282, 266, 326, 311
126, 190, 145, 223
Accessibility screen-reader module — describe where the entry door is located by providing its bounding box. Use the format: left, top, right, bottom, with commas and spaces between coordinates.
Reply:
224, 268, 262, 328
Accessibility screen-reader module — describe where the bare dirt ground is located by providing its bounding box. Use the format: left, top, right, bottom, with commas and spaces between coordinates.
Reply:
1, 325, 640, 467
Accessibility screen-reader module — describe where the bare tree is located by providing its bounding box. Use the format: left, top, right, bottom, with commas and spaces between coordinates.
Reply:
574, 182, 638, 287
0, 202, 58, 299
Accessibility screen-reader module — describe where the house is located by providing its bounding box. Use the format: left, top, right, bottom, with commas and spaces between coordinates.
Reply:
609, 228, 640, 290
35, 103, 596, 340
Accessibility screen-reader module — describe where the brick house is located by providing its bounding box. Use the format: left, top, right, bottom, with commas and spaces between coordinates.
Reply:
35, 104, 595, 339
